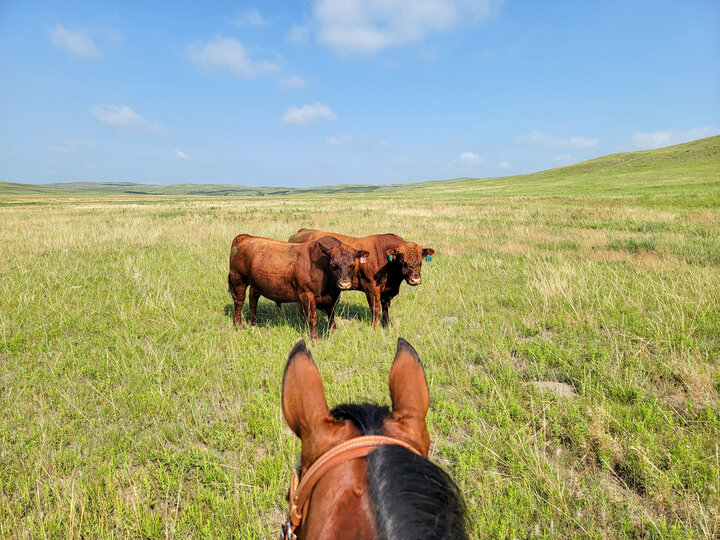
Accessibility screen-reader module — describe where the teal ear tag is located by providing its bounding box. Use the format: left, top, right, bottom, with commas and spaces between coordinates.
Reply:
388, 255, 394, 262
425, 255, 432, 262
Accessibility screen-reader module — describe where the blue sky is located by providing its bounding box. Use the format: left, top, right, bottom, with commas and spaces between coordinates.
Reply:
1, 0, 718, 187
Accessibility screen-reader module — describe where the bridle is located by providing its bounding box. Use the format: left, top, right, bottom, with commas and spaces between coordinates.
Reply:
281, 435, 422, 539
280, 435, 422, 540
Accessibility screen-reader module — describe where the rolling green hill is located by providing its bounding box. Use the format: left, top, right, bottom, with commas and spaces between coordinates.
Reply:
419, 135, 720, 199
2, 135, 718, 199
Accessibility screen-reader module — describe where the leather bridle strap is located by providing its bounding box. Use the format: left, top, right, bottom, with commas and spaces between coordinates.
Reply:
286, 435, 422, 536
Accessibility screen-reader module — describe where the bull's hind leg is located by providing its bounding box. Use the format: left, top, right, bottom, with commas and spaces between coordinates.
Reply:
365, 288, 382, 327
248, 287, 261, 325
298, 292, 319, 341
228, 272, 247, 326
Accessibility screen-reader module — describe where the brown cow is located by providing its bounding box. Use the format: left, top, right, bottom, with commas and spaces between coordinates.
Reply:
228, 234, 368, 340
288, 229, 435, 327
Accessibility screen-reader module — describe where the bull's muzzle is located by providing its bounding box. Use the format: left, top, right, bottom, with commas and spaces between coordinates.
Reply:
408, 276, 421, 286
338, 281, 352, 290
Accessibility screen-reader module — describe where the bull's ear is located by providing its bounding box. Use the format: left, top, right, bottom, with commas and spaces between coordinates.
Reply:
389, 338, 429, 421
316, 238, 335, 255
422, 248, 435, 257
282, 340, 331, 439
386, 248, 399, 262
355, 249, 370, 260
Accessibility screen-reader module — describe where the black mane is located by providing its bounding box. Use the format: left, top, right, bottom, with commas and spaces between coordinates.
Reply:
330, 404, 468, 540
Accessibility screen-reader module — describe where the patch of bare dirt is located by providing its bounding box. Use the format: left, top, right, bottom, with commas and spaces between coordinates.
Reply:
532, 381, 576, 397
261, 503, 287, 535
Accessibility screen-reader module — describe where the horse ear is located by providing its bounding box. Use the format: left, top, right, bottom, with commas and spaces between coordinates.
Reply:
386, 338, 431, 455
389, 338, 429, 421
282, 340, 331, 439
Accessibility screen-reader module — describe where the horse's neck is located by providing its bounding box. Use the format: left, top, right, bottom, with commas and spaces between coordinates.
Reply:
301, 461, 378, 539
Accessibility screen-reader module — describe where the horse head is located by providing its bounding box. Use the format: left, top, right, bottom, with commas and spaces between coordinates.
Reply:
281, 338, 468, 539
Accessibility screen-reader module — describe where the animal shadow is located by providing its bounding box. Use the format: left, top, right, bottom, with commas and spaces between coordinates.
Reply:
223, 298, 372, 336
332, 298, 372, 323
223, 301, 326, 337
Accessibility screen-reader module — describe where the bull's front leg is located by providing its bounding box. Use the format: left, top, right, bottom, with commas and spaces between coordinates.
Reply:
364, 287, 382, 327
299, 292, 319, 341
381, 294, 392, 326
319, 293, 340, 332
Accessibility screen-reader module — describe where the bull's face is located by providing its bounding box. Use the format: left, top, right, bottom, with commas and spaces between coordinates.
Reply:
319, 240, 369, 290
386, 242, 435, 286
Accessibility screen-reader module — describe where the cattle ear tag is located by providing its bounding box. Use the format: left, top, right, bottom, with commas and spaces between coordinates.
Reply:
388, 255, 393, 262
425, 255, 432, 262
360, 256, 366, 264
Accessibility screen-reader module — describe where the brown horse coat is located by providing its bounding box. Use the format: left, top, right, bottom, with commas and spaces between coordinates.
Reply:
228, 234, 368, 339
281, 339, 468, 539
288, 229, 434, 326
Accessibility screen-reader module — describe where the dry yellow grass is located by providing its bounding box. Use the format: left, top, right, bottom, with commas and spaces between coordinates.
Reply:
1, 179, 719, 538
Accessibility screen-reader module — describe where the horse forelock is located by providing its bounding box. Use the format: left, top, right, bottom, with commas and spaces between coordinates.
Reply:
330, 403, 389, 435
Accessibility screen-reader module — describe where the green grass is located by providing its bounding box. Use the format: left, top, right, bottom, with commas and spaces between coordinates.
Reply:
1, 137, 719, 538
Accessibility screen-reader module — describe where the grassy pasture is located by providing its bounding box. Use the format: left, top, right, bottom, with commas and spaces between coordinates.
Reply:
1, 137, 719, 538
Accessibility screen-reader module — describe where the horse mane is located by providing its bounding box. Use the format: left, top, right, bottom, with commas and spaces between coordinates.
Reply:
330, 404, 468, 540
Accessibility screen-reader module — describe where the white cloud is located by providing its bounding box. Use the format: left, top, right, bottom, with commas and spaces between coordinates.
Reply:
631, 127, 719, 150
516, 130, 564, 146
279, 75, 307, 88
497, 161, 510, 169
313, 0, 502, 54
516, 130, 598, 148
326, 135, 351, 146
174, 149, 190, 160
233, 7, 266, 27
51, 139, 95, 153
568, 136, 598, 148
187, 37, 279, 77
282, 103, 337, 125
457, 151, 482, 165
50, 24, 100, 58
553, 154, 572, 162
287, 24, 310, 44
90, 104, 161, 131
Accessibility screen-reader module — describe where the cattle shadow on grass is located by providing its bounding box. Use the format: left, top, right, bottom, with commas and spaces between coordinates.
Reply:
222, 301, 329, 337
223, 298, 372, 335
332, 300, 372, 323
224, 301, 305, 331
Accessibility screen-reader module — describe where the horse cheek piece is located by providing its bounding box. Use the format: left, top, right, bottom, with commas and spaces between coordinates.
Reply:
280, 339, 468, 540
